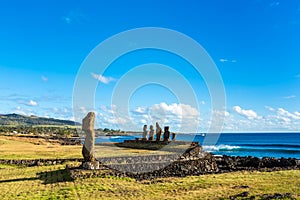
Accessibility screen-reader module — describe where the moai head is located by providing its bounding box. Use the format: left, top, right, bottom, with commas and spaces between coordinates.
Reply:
164, 126, 170, 132
82, 112, 95, 132
150, 125, 154, 130
156, 122, 160, 128
143, 125, 147, 131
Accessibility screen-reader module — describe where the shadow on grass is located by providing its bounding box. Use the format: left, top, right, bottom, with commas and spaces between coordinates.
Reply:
37, 169, 73, 184
0, 169, 73, 185
0, 177, 38, 183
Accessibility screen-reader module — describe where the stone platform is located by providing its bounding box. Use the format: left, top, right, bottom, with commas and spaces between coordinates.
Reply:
115, 139, 200, 151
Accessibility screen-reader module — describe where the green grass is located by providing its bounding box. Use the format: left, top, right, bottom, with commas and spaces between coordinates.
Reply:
0, 135, 300, 199
0, 164, 299, 199
32, 125, 81, 128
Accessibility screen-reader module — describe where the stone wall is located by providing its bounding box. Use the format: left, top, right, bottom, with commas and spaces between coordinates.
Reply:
67, 153, 218, 180
68, 154, 300, 181
0, 158, 82, 167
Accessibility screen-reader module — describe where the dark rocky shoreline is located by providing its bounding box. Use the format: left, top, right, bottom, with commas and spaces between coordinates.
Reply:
215, 155, 300, 172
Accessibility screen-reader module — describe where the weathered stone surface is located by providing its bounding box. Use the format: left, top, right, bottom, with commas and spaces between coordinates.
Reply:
215, 155, 300, 172
155, 122, 162, 141
171, 132, 176, 141
82, 161, 100, 170
67, 152, 300, 180
82, 112, 96, 162
148, 125, 154, 141
163, 126, 170, 141
142, 125, 147, 140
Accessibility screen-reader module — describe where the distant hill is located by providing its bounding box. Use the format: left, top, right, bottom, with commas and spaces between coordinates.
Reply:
0, 113, 81, 126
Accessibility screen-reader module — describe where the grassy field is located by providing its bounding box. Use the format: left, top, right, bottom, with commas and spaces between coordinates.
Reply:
1, 164, 299, 199
0, 136, 82, 159
0, 135, 300, 199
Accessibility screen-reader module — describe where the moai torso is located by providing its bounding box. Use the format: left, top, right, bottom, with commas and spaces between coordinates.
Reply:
163, 126, 170, 142
82, 112, 96, 162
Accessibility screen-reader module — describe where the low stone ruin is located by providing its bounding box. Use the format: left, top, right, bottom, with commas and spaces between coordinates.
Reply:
67, 153, 300, 181
0, 158, 82, 167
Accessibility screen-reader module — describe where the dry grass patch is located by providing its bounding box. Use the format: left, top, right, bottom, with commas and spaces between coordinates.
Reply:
0, 136, 82, 159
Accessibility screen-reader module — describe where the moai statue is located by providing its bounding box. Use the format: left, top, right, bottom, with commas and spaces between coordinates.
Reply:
142, 125, 148, 140
155, 122, 162, 142
81, 112, 99, 169
148, 125, 154, 141
163, 126, 170, 142
171, 132, 176, 141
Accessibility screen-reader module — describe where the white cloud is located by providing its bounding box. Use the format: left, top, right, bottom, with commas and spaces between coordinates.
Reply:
12, 106, 37, 116
209, 106, 300, 132
233, 106, 260, 119
151, 102, 199, 118
283, 95, 296, 99
133, 107, 147, 114
96, 103, 200, 132
41, 76, 48, 82
295, 74, 300, 78
91, 73, 116, 84
77, 103, 300, 132
26, 100, 38, 106
13, 106, 26, 116
214, 110, 230, 117
149, 102, 200, 132
220, 58, 237, 63
265, 106, 275, 112
277, 108, 300, 120
220, 58, 228, 63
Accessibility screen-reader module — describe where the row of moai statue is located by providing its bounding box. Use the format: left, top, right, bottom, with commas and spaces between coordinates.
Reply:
142, 122, 176, 142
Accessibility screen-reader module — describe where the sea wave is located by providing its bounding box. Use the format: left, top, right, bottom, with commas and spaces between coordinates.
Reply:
203, 144, 300, 154
236, 143, 300, 149
203, 145, 241, 152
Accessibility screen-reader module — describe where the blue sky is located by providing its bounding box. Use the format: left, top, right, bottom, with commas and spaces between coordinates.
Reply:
1, 0, 300, 132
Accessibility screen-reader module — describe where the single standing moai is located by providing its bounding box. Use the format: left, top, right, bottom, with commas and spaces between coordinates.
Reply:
163, 126, 170, 142
142, 125, 148, 140
155, 122, 162, 141
82, 112, 99, 169
148, 125, 154, 141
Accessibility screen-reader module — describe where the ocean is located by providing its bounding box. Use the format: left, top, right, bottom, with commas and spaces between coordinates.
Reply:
95, 133, 300, 159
